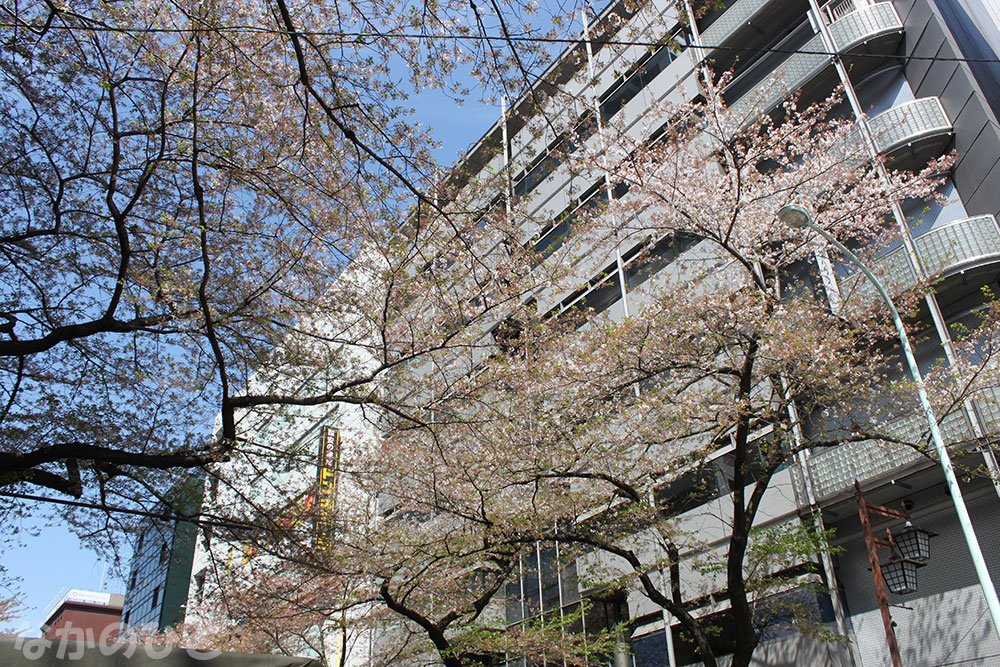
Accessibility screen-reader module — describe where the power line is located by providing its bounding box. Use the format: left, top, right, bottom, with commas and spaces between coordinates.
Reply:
0, 490, 272, 533
1, 21, 999, 65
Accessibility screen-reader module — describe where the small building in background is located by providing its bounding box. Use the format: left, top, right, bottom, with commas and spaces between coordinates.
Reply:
42, 589, 124, 642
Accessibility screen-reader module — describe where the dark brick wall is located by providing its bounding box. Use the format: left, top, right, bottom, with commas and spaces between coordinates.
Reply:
43, 603, 122, 642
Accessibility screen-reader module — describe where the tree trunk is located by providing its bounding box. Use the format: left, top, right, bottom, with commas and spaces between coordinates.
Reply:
728, 345, 760, 667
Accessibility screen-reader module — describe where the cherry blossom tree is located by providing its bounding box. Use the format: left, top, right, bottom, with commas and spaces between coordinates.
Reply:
5, 1, 998, 665
182, 77, 1000, 667
0, 0, 589, 529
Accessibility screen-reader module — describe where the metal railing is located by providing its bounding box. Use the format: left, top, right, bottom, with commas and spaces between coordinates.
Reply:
839, 215, 1000, 304
727, 33, 828, 124
838, 244, 916, 304
726, 2, 902, 125
808, 395, 984, 501
826, 1, 901, 52
915, 214, 1000, 278
867, 97, 952, 155
700, 0, 773, 52
822, 0, 858, 24
813, 216, 1000, 498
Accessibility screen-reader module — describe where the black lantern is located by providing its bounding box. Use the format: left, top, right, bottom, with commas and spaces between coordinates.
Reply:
894, 521, 935, 564
881, 557, 920, 595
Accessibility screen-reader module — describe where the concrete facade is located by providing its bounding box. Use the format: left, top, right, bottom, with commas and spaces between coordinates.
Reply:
455, 0, 1000, 665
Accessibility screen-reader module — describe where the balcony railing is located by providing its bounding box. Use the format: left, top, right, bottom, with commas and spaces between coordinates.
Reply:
727, 2, 902, 125
974, 386, 1000, 434
821, 0, 858, 24
842, 98, 952, 168
837, 243, 916, 304
826, 1, 902, 53
839, 215, 1000, 305
808, 397, 979, 500
727, 33, 828, 125
700, 0, 773, 52
867, 97, 952, 155
914, 214, 1000, 278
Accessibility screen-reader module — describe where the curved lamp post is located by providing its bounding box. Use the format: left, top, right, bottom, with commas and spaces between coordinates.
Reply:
777, 204, 1000, 646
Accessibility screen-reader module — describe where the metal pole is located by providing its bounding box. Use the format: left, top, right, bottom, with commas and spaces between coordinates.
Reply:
581, 10, 631, 320
791, 210, 1000, 642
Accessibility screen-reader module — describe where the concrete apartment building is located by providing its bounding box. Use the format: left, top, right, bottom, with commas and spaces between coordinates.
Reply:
190, 0, 1000, 665
419, 0, 1000, 664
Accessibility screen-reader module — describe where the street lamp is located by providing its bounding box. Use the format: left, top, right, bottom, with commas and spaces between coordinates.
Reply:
881, 557, 919, 596
894, 521, 934, 564
854, 482, 931, 664
777, 204, 1000, 642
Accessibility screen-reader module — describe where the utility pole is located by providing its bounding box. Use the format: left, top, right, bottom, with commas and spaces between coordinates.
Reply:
856, 482, 909, 667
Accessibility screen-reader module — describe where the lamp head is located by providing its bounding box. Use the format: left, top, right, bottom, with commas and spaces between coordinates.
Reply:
777, 204, 813, 229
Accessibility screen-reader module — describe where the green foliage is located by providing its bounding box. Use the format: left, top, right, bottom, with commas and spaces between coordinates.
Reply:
453, 600, 624, 666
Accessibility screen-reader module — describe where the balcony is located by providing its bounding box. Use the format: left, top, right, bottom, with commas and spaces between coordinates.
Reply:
826, 2, 903, 55
868, 96, 953, 166
726, 32, 828, 127
807, 397, 979, 501
700, 0, 773, 53
808, 384, 1000, 501
836, 243, 915, 305
698, 0, 809, 72
914, 214, 1000, 278
974, 386, 1000, 434
839, 215, 1000, 305
840, 97, 952, 170
726, 2, 902, 127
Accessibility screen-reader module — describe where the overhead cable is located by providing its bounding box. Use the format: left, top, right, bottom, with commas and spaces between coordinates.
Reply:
1, 22, 998, 64
0, 490, 277, 533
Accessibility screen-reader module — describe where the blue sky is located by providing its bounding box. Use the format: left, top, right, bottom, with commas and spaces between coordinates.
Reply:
411, 87, 502, 168
4, 517, 124, 636
3, 85, 500, 639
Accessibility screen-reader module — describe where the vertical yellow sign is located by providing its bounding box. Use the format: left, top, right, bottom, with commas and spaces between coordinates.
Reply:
315, 426, 341, 551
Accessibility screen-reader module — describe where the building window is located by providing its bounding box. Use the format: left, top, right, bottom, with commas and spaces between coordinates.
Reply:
491, 318, 525, 357
151, 586, 160, 611
671, 608, 737, 665
511, 115, 597, 200
624, 231, 702, 290
632, 630, 670, 667
655, 437, 771, 517
159, 542, 168, 566
559, 269, 623, 319
531, 180, 608, 265
776, 256, 826, 303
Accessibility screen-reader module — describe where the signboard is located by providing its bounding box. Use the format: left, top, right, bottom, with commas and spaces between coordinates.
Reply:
277, 493, 315, 532
315, 426, 341, 551
64, 590, 111, 606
